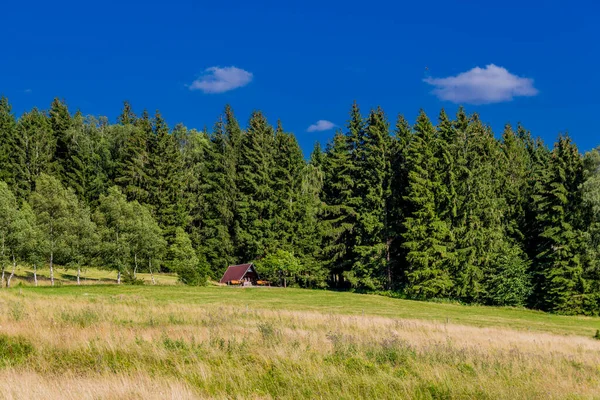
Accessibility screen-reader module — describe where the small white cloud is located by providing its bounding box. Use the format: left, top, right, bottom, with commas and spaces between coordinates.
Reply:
188, 66, 253, 94
24, 89, 32, 94
424, 64, 538, 104
307, 120, 336, 132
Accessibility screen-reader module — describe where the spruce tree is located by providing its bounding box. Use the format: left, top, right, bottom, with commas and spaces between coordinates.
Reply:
351, 107, 389, 289
146, 111, 185, 240
321, 131, 356, 287
49, 98, 72, 181
272, 121, 305, 250
533, 135, 588, 313
0, 97, 17, 187
402, 110, 453, 298
13, 109, 56, 198
114, 124, 149, 204
117, 101, 137, 125
235, 111, 276, 261
387, 114, 412, 289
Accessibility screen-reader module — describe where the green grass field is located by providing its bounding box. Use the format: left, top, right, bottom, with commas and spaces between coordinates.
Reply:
22, 284, 600, 337
1, 282, 600, 399
4, 265, 179, 286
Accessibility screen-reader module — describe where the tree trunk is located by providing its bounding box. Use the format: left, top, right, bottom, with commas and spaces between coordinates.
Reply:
49, 251, 54, 287
77, 265, 81, 285
34, 265, 38, 287
133, 254, 138, 279
1, 266, 5, 288
7, 254, 16, 288
149, 259, 156, 285
284, 276, 287, 288
117, 270, 121, 285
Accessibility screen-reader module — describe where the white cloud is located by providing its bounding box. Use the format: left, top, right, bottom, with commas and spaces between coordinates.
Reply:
307, 120, 336, 132
424, 64, 538, 104
24, 89, 32, 94
188, 66, 253, 94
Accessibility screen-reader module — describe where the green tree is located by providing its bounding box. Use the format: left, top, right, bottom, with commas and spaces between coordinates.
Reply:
29, 174, 81, 286
348, 107, 390, 289
94, 186, 135, 284
130, 201, 166, 283
321, 131, 355, 287
13, 109, 56, 198
168, 227, 205, 285
255, 249, 301, 287
533, 135, 587, 313
582, 148, 600, 301
272, 122, 305, 250
0, 97, 18, 187
0, 182, 31, 287
235, 111, 276, 261
49, 98, 73, 182
402, 110, 454, 298
146, 111, 185, 239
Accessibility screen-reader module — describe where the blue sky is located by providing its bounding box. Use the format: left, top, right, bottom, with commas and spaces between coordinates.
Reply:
2, 0, 599, 155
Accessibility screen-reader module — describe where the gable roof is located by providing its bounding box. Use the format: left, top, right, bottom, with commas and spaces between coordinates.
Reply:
219, 263, 257, 283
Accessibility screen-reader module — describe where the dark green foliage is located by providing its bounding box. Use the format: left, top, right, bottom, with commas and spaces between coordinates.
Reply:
533, 136, 588, 313
50, 98, 73, 180
321, 131, 356, 287
0, 94, 598, 311
0, 97, 18, 187
13, 108, 55, 198
402, 110, 453, 298
235, 111, 276, 261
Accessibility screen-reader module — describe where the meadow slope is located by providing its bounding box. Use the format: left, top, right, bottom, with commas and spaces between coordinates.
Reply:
0, 285, 599, 399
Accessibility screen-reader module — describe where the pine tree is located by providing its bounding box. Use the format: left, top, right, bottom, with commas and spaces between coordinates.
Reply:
0, 97, 18, 187
13, 109, 56, 198
114, 124, 149, 203
235, 111, 276, 261
272, 121, 305, 249
402, 110, 454, 298
63, 115, 111, 205
321, 131, 356, 287
500, 123, 531, 242
295, 145, 327, 287
582, 148, 600, 301
146, 111, 185, 240
117, 101, 137, 125
197, 114, 238, 277
387, 114, 412, 289
351, 107, 390, 289
533, 135, 588, 313
50, 98, 72, 182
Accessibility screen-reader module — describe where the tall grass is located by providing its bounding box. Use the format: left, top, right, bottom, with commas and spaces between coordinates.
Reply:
0, 288, 599, 399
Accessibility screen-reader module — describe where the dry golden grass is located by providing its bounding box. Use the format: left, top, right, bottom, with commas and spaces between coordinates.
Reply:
0, 289, 599, 399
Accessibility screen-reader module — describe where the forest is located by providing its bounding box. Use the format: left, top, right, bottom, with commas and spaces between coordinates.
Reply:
0, 96, 599, 315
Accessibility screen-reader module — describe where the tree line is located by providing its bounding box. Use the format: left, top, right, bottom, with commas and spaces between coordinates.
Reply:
0, 96, 598, 314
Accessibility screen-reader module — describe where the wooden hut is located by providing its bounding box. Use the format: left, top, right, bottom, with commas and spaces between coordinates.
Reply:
219, 263, 260, 285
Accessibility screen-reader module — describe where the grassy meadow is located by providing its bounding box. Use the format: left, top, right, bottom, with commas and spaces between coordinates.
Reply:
1, 282, 600, 399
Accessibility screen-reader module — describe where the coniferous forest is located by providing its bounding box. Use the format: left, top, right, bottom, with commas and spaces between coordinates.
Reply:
0, 96, 599, 315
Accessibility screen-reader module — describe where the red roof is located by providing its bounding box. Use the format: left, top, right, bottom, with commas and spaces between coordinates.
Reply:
219, 263, 256, 283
